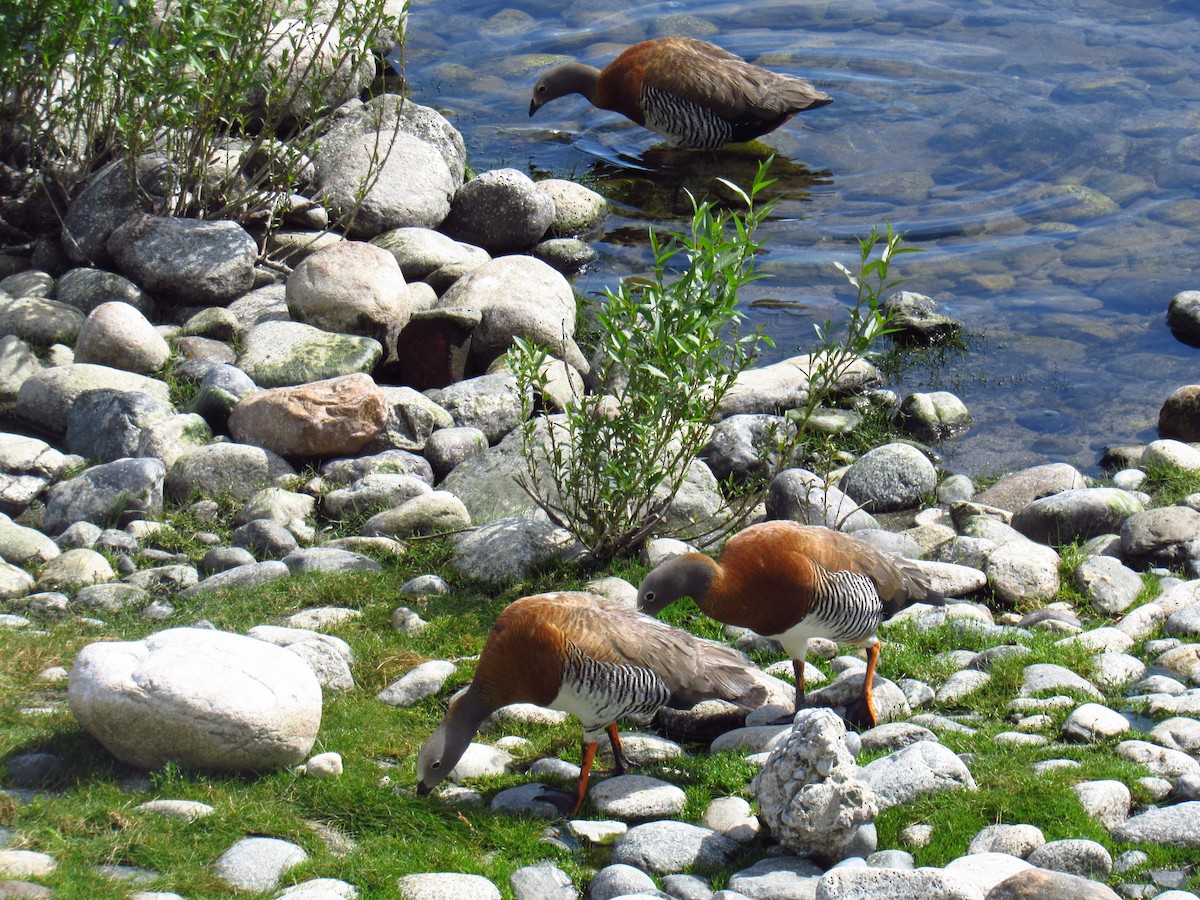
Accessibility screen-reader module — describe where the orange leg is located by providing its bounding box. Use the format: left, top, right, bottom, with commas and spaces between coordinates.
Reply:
607, 723, 628, 775
863, 642, 881, 728
793, 658, 806, 713
572, 741, 599, 816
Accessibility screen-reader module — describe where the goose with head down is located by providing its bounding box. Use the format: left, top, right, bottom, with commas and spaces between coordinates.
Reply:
415, 590, 766, 814
529, 37, 831, 149
637, 521, 944, 727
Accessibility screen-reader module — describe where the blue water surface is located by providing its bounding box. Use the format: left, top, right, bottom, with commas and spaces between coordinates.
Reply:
404, 0, 1200, 476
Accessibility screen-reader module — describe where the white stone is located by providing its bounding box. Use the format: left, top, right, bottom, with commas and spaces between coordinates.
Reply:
753, 708, 878, 861
815, 865, 985, 900
74, 301, 170, 374
1071, 780, 1130, 831
860, 740, 977, 812
214, 836, 308, 892
303, 752, 343, 778
1116, 739, 1200, 778
943, 851, 1033, 894
567, 819, 627, 845
136, 799, 215, 821
0, 849, 57, 877
1062, 703, 1131, 742
68, 627, 322, 770
377, 660, 456, 707
588, 774, 687, 820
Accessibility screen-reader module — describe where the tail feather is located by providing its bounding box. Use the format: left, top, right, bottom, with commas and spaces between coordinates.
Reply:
880, 557, 945, 618
660, 632, 767, 709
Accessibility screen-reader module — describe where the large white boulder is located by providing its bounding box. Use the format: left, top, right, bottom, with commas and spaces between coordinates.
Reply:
68, 627, 322, 770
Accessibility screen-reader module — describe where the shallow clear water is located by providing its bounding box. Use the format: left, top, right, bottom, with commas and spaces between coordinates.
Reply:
404, 0, 1200, 477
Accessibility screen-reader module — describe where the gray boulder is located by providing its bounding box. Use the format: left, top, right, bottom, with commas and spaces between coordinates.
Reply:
396, 873, 501, 900
451, 516, 582, 582
539, 178, 609, 237
286, 241, 412, 349
985, 540, 1061, 603
438, 427, 547, 522
321, 448, 433, 485
365, 386, 455, 453
0, 334, 45, 410
425, 372, 526, 444
1167, 290, 1200, 343
435, 255, 585, 373
237, 320, 383, 389
15, 363, 170, 436
0, 295, 85, 347
718, 353, 881, 418
0, 511, 61, 566
985, 867, 1120, 900
974, 462, 1086, 512
611, 821, 741, 875
66, 389, 175, 462
839, 442, 938, 513
424, 426, 488, 482
509, 864, 576, 900
701, 413, 795, 483
377, 660, 456, 708
362, 491, 471, 538
107, 213, 257, 305
766, 467, 879, 531
1121, 506, 1200, 568
900, 390, 972, 442
586, 864, 657, 900
166, 443, 297, 503
213, 835, 309, 893
371, 226, 490, 282
320, 131, 456, 237
188, 364, 258, 425
1011, 488, 1143, 545
55, 267, 155, 317
61, 155, 173, 266
860, 739, 977, 811
73, 301, 170, 374
0, 433, 81, 516
882, 290, 962, 345
441, 168, 555, 254
322, 473, 432, 519
1072, 555, 1144, 615
42, 457, 166, 536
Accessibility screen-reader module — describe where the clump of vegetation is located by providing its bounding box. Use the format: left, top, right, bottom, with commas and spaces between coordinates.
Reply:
511, 160, 916, 562
510, 161, 777, 563
0, 0, 402, 235
794, 223, 915, 433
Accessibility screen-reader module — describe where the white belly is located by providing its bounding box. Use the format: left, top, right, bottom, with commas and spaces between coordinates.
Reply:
770, 615, 879, 661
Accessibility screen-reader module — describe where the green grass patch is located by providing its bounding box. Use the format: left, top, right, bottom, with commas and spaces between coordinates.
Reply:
2, 510, 1199, 895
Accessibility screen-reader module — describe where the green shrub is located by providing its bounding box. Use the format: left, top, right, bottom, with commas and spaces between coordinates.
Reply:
0, 0, 403, 231
510, 162, 777, 563
511, 161, 918, 561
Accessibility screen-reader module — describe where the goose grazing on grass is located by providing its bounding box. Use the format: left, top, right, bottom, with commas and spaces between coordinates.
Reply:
416, 590, 765, 815
638, 522, 944, 727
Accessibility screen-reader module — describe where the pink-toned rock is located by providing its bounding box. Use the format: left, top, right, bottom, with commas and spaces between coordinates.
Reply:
229, 374, 387, 458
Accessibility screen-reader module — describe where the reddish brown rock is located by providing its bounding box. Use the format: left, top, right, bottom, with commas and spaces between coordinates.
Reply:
229, 374, 387, 458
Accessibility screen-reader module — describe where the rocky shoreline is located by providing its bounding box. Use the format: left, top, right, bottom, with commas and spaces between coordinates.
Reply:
1, 16, 1200, 900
